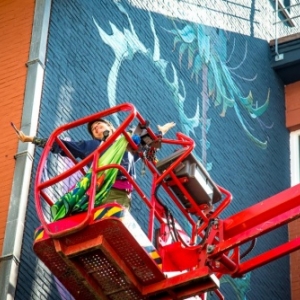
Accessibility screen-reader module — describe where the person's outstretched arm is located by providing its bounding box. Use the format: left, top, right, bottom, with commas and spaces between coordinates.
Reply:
12, 123, 99, 159
12, 123, 48, 148
157, 122, 176, 136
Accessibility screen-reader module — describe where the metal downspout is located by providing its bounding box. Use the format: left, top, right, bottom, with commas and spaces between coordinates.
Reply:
275, 0, 280, 59
275, 0, 284, 61
0, 0, 51, 299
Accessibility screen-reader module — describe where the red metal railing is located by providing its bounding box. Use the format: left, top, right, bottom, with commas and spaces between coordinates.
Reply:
35, 103, 143, 237
35, 103, 225, 240
34, 102, 300, 299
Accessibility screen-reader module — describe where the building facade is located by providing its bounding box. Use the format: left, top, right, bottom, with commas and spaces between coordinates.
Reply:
1, 0, 300, 299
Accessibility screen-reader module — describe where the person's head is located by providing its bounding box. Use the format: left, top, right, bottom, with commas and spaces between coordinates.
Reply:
87, 118, 115, 140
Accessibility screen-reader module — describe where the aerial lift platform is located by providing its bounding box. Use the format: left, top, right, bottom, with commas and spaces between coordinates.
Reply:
33, 103, 300, 299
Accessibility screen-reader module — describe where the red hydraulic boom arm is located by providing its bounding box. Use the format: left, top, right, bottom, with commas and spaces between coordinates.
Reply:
33, 103, 300, 300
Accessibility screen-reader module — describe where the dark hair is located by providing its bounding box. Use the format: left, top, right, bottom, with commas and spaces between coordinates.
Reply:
87, 118, 115, 137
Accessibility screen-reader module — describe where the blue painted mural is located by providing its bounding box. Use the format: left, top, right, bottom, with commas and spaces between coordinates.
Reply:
15, 0, 291, 299
93, 2, 271, 170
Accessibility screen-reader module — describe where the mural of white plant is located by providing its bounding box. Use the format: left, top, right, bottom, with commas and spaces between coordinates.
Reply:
93, 1, 200, 142
93, 0, 272, 172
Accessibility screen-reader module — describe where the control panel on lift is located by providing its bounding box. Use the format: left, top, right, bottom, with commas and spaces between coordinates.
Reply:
156, 147, 222, 211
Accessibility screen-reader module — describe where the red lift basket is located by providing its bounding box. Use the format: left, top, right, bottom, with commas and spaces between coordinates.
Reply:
33, 103, 300, 300
33, 103, 222, 300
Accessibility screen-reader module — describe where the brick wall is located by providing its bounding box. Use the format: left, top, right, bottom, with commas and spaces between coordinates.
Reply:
0, 0, 34, 253
286, 81, 300, 131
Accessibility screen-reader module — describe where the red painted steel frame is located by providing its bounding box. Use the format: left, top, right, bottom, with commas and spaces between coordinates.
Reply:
34, 103, 154, 237
34, 103, 202, 240
209, 183, 300, 277
34, 103, 226, 298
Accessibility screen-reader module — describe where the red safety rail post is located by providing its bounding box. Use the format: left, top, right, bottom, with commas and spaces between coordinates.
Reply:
148, 133, 200, 241
153, 132, 232, 244
148, 173, 158, 242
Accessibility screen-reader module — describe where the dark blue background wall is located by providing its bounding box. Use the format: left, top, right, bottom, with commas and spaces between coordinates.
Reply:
15, 0, 290, 299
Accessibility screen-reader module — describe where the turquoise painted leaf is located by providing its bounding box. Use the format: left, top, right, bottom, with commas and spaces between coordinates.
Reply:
239, 89, 270, 118
206, 140, 211, 150
214, 29, 227, 62
173, 35, 183, 50
206, 118, 211, 133
191, 54, 202, 81
219, 59, 240, 95
179, 42, 189, 65
187, 42, 197, 69
207, 68, 217, 100
165, 28, 179, 35
197, 27, 210, 64
215, 90, 223, 108
178, 24, 197, 43
210, 58, 235, 108
239, 91, 254, 107
234, 103, 267, 149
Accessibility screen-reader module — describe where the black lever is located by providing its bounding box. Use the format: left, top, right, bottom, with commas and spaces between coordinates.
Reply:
102, 130, 110, 141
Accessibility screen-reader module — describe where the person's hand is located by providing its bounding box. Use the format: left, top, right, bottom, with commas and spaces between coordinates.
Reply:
157, 122, 176, 136
17, 131, 33, 142
11, 122, 33, 143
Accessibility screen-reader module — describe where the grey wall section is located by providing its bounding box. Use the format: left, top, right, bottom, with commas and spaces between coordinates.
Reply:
15, 1, 291, 299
